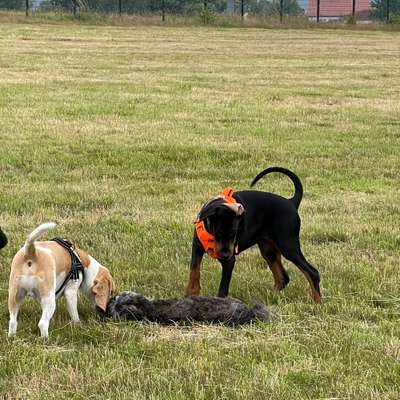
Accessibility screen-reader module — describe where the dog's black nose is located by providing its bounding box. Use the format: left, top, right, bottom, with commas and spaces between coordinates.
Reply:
219, 252, 232, 261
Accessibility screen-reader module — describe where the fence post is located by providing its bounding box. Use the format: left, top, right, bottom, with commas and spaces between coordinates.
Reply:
280, 0, 283, 22
386, 0, 390, 22
162, 0, 165, 22
203, 0, 207, 24
119, 0, 122, 16
316, 0, 320, 22
352, 0, 356, 19
25, 0, 29, 16
241, 0, 244, 20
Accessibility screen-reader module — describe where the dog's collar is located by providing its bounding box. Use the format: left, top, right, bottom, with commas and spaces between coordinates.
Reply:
51, 238, 85, 296
195, 187, 243, 259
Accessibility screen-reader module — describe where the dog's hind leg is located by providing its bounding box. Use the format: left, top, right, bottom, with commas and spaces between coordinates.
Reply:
38, 294, 56, 338
8, 288, 26, 337
278, 238, 321, 303
185, 239, 204, 296
258, 239, 289, 291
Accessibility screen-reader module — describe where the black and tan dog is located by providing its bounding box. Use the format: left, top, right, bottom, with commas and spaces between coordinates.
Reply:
185, 167, 321, 303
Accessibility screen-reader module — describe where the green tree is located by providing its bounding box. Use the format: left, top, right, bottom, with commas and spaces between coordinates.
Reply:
47, 0, 85, 11
0, 0, 25, 10
47, 0, 226, 14
246, 0, 302, 16
370, 0, 400, 20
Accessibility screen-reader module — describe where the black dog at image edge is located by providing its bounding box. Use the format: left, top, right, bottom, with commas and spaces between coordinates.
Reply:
185, 166, 321, 303
106, 291, 269, 326
0, 227, 7, 250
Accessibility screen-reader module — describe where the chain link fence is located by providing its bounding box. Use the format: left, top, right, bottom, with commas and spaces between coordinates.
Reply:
0, 0, 399, 22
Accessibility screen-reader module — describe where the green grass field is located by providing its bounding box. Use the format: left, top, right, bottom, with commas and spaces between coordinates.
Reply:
0, 20, 400, 399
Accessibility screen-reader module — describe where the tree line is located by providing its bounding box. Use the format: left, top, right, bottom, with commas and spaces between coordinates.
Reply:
0, 0, 399, 20
0, 0, 305, 15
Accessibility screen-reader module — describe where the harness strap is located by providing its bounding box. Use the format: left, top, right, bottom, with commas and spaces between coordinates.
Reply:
221, 187, 235, 203
195, 220, 217, 259
51, 238, 85, 296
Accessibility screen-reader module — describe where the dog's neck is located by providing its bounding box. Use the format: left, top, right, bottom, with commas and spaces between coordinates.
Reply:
79, 255, 101, 298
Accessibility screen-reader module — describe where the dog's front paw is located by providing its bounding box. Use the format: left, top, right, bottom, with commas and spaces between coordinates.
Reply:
185, 286, 201, 297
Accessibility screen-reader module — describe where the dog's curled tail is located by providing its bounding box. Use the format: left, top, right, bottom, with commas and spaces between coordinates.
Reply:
251, 303, 270, 323
250, 166, 303, 209
24, 222, 56, 256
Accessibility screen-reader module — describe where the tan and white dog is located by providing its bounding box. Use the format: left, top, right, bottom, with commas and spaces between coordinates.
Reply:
8, 223, 115, 337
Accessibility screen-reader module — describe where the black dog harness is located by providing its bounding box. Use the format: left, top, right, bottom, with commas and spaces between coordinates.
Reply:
51, 238, 85, 296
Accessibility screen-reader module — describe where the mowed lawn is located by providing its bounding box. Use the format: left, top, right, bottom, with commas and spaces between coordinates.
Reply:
0, 20, 400, 399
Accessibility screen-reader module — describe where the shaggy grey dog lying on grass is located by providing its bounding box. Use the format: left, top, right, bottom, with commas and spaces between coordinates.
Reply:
107, 291, 269, 326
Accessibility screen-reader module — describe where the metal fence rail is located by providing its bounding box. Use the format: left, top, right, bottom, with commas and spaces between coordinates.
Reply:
0, 0, 398, 23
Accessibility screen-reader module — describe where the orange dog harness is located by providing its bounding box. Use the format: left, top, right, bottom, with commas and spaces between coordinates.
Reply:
195, 187, 242, 259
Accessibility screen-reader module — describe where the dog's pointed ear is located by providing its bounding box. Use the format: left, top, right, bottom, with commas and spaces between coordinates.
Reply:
92, 267, 115, 312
